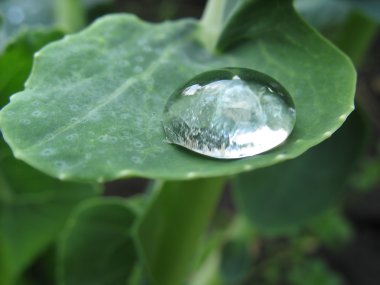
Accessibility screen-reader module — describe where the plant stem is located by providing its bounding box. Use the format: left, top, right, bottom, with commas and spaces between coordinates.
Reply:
199, 0, 228, 52
135, 178, 225, 285
54, 0, 85, 33
335, 10, 378, 66
0, 170, 12, 202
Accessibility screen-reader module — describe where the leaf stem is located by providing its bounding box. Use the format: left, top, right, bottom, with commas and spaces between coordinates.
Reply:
0, 169, 12, 202
199, 0, 228, 52
54, 0, 86, 33
135, 178, 225, 285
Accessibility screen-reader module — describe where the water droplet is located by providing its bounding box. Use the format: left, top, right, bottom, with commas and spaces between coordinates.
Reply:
121, 60, 130, 67
70, 104, 79, 111
54, 160, 67, 169
162, 68, 296, 159
70, 117, 79, 124
133, 66, 143, 73
88, 112, 101, 121
20, 119, 31, 125
65, 133, 78, 141
138, 38, 147, 46
45, 134, 54, 140
131, 156, 142, 164
32, 110, 42, 117
41, 148, 55, 156
98, 134, 117, 143
133, 140, 143, 148
143, 46, 153, 52
136, 56, 144, 62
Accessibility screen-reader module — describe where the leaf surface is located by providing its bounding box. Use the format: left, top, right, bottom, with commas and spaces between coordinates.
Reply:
58, 198, 137, 285
0, 0, 356, 181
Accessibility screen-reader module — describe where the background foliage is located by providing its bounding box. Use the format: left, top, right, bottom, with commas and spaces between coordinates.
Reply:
0, 1, 379, 285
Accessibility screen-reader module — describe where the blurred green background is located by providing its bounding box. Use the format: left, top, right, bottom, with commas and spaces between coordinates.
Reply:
0, 0, 380, 285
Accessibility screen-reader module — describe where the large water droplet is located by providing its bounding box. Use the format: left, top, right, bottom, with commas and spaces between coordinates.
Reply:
162, 68, 296, 159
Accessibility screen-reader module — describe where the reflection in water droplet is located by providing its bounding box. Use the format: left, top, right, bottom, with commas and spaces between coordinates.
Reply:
162, 68, 296, 159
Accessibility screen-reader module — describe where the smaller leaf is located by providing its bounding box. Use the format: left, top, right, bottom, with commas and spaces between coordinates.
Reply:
0, 138, 99, 285
288, 259, 343, 285
220, 240, 251, 285
294, 0, 351, 31
343, 0, 380, 22
58, 198, 138, 285
0, 28, 63, 108
234, 111, 366, 233
351, 156, 380, 190
295, 0, 380, 28
307, 210, 352, 249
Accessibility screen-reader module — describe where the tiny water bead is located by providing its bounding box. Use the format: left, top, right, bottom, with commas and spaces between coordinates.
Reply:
162, 68, 296, 159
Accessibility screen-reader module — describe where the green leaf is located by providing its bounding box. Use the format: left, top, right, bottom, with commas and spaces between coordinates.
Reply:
0, 28, 63, 108
295, 0, 379, 65
288, 259, 343, 285
307, 210, 352, 249
0, 139, 99, 285
135, 179, 223, 285
347, 0, 380, 22
234, 111, 366, 233
295, 0, 380, 30
295, 0, 349, 30
351, 156, 380, 190
58, 198, 137, 285
0, 0, 356, 182
220, 240, 251, 285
